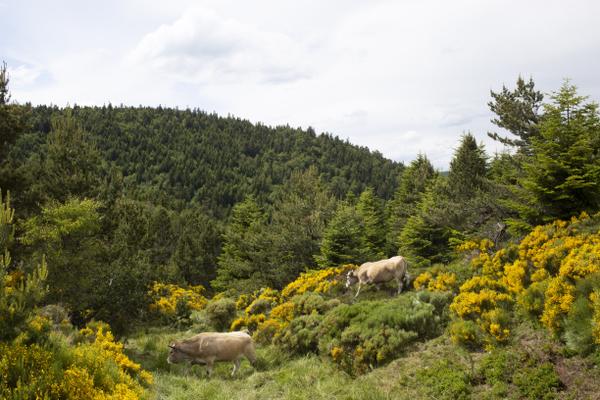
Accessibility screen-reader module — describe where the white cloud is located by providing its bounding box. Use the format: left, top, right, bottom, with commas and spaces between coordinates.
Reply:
130, 8, 311, 85
8, 64, 42, 86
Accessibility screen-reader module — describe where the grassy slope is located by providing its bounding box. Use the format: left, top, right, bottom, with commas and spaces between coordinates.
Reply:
126, 282, 600, 400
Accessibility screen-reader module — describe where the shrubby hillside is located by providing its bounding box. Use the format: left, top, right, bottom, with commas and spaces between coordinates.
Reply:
1, 59, 600, 399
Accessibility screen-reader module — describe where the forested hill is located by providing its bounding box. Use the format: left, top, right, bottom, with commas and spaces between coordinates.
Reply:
25, 105, 403, 215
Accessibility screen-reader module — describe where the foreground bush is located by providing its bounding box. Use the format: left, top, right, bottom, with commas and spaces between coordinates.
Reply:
450, 213, 600, 351
317, 294, 442, 374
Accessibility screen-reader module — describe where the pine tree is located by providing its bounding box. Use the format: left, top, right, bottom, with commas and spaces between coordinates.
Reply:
26, 111, 104, 204
447, 133, 488, 200
398, 178, 450, 268
316, 202, 370, 267
356, 187, 386, 259
0, 190, 48, 341
262, 166, 336, 287
521, 81, 600, 221
213, 196, 268, 292
386, 154, 436, 255
488, 76, 544, 153
0, 62, 29, 193
171, 207, 222, 287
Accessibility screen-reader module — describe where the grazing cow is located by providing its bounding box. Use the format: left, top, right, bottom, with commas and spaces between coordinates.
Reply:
346, 256, 410, 298
167, 331, 256, 377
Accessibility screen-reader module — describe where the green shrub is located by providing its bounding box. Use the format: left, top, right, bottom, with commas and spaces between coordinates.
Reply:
274, 314, 324, 355
317, 295, 440, 374
449, 319, 486, 350
204, 297, 236, 331
517, 280, 548, 320
416, 359, 471, 400
291, 292, 339, 315
513, 362, 561, 400
563, 296, 595, 355
478, 348, 520, 385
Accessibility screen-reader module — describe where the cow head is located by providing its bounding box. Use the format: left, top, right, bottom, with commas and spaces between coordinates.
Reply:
167, 343, 187, 364
346, 270, 358, 288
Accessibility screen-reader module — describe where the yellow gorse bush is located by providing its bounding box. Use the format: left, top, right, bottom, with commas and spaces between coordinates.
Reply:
281, 264, 355, 299
451, 212, 600, 347
414, 270, 457, 292
148, 282, 207, 317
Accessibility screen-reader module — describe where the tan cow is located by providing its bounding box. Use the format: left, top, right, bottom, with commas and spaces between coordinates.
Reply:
167, 331, 256, 377
345, 256, 410, 298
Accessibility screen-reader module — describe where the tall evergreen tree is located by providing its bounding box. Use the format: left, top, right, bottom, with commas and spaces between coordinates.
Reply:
24, 111, 104, 204
262, 166, 336, 287
520, 81, 600, 222
398, 177, 451, 268
171, 207, 222, 288
316, 202, 370, 267
447, 133, 488, 200
0, 62, 29, 193
356, 187, 386, 260
488, 76, 544, 153
386, 154, 436, 255
213, 196, 267, 292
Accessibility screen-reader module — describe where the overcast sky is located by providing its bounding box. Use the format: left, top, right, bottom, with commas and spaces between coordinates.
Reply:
2, 0, 600, 168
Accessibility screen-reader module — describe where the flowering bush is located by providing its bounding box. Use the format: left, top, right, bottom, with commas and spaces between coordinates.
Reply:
148, 282, 207, 321
280, 265, 355, 299
450, 212, 600, 350
414, 269, 458, 292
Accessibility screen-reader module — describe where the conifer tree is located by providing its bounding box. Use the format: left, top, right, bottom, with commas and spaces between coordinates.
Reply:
356, 187, 386, 259
171, 207, 222, 287
0, 190, 47, 341
386, 154, 436, 255
25, 111, 104, 204
316, 202, 370, 267
213, 196, 267, 291
447, 133, 488, 200
488, 76, 544, 153
263, 166, 336, 287
521, 81, 600, 221
397, 177, 450, 267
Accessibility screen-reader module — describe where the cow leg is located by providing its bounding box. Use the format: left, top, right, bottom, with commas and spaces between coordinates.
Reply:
231, 359, 241, 376
244, 345, 257, 368
205, 360, 214, 378
397, 277, 404, 295
354, 282, 362, 298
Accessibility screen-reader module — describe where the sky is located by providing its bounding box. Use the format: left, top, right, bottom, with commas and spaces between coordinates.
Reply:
2, 0, 600, 168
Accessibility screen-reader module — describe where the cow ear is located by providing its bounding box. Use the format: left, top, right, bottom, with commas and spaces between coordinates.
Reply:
168, 344, 176, 349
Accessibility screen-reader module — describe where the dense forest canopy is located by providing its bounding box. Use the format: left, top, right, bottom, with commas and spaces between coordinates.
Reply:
15, 105, 403, 216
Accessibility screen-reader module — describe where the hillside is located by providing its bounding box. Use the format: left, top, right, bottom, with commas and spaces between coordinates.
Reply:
19, 105, 403, 215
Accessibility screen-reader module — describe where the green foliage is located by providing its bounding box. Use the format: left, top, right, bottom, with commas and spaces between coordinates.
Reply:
0, 62, 29, 165
19, 198, 103, 323
275, 313, 324, 355
204, 297, 236, 331
386, 153, 436, 255
0, 191, 48, 342
487, 76, 543, 152
416, 359, 471, 400
521, 81, 600, 222
317, 295, 442, 374
513, 363, 561, 400
24, 105, 402, 216
256, 167, 336, 288
356, 187, 386, 259
447, 133, 488, 200
398, 177, 451, 267
316, 201, 371, 267
213, 196, 267, 292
